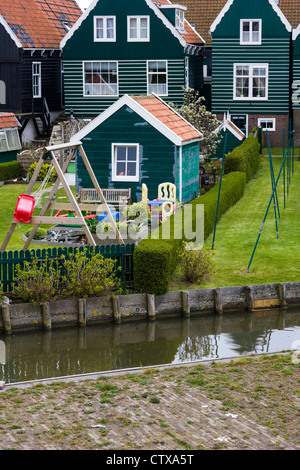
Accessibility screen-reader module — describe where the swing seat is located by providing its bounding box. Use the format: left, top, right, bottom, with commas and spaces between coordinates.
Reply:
14, 195, 35, 224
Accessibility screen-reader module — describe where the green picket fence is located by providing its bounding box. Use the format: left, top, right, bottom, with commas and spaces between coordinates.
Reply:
0, 244, 135, 293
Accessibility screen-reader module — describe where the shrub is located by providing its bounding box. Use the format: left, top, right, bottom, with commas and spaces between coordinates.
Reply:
14, 257, 61, 304
133, 239, 182, 296
24, 228, 47, 240
60, 249, 120, 298
224, 133, 261, 182
0, 161, 22, 181
179, 243, 215, 284
28, 162, 56, 181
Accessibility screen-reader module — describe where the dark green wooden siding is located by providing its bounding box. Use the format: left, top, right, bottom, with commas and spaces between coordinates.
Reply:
210, 129, 243, 160
179, 142, 199, 203
77, 105, 179, 203
62, 0, 191, 116
293, 35, 300, 110
0, 150, 18, 164
64, 58, 185, 117
211, 0, 291, 116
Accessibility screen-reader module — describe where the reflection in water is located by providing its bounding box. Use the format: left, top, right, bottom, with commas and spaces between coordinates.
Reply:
0, 309, 300, 384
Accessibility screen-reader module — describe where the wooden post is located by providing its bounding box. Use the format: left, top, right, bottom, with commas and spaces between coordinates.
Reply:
214, 288, 223, 315
79, 298, 87, 327
278, 283, 287, 309
112, 295, 121, 324
147, 294, 156, 321
245, 285, 254, 312
42, 302, 52, 331
1, 304, 11, 335
182, 291, 190, 317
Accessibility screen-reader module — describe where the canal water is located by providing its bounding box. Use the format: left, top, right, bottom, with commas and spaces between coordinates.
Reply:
0, 308, 299, 384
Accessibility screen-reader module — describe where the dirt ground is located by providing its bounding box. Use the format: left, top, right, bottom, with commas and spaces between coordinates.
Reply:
0, 352, 299, 451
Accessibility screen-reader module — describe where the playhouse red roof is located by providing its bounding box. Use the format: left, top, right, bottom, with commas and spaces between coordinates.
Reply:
0, 113, 21, 129
133, 95, 202, 142
0, 0, 82, 49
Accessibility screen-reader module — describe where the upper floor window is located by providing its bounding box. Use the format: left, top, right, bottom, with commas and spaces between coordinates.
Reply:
83, 61, 118, 96
128, 16, 150, 41
240, 19, 262, 45
32, 62, 41, 98
147, 61, 168, 96
94, 16, 116, 42
234, 63, 268, 100
176, 9, 185, 30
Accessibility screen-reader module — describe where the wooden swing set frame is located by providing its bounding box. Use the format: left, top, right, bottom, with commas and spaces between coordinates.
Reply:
0, 141, 124, 252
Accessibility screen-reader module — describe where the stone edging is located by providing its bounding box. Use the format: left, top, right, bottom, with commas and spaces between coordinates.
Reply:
0, 281, 300, 334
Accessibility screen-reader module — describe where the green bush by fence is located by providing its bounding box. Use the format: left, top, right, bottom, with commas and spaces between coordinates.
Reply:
0, 161, 22, 182
133, 171, 246, 295
224, 132, 261, 182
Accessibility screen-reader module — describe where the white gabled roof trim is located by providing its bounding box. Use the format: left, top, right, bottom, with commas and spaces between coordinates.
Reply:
293, 25, 300, 41
210, 0, 292, 34
0, 15, 23, 48
70, 94, 202, 147
61, 0, 187, 50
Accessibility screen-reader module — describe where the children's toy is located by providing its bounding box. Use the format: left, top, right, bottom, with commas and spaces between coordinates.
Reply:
143, 182, 176, 223
1, 141, 124, 252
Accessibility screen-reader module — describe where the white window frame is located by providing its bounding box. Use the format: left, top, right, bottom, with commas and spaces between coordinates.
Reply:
233, 63, 269, 101
94, 16, 116, 42
127, 16, 150, 42
0, 128, 21, 153
240, 19, 262, 45
147, 60, 168, 97
258, 118, 276, 131
111, 143, 139, 182
176, 9, 185, 31
32, 62, 41, 98
83, 61, 119, 97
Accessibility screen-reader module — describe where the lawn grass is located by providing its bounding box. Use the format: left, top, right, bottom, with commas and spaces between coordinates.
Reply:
171, 156, 300, 289
0, 183, 75, 251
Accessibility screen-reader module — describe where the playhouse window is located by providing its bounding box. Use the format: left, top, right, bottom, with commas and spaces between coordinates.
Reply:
94, 16, 116, 41
240, 20, 262, 45
147, 61, 168, 96
128, 16, 150, 41
234, 64, 268, 100
112, 144, 139, 182
84, 61, 118, 96
32, 62, 41, 98
0, 129, 21, 153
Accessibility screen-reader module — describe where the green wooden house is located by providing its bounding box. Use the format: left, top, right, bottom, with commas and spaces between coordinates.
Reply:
293, 26, 300, 146
61, 0, 205, 118
210, 0, 292, 147
0, 113, 22, 164
70, 94, 203, 204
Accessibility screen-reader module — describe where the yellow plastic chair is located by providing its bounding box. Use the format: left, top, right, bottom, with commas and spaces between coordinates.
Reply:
158, 182, 176, 203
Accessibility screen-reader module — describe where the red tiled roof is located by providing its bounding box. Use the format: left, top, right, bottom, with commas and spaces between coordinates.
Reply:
0, 113, 20, 129
0, 0, 82, 49
168, 0, 300, 45
133, 95, 202, 142
152, 0, 205, 45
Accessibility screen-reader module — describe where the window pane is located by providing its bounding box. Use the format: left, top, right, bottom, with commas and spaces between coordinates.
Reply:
84, 62, 117, 96
116, 147, 126, 161
252, 21, 260, 32
96, 18, 104, 38
127, 162, 136, 176
243, 22, 250, 32
116, 162, 126, 176
127, 147, 137, 161
0, 133, 8, 152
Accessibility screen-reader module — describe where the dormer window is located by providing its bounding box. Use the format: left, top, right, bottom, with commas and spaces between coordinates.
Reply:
240, 19, 262, 45
176, 9, 185, 30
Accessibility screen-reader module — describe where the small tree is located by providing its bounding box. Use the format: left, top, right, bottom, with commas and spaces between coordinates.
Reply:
171, 88, 222, 157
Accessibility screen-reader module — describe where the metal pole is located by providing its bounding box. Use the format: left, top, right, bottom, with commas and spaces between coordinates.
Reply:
266, 131, 280, 231
212, 133, 227, 250
247, 150, 288, 273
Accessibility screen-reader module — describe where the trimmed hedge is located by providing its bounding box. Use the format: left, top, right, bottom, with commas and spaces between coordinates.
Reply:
133, 171, 246, 295
133, 239, 182, 296
224, 132, 261, 182
0, 161, 22, 182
